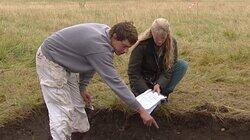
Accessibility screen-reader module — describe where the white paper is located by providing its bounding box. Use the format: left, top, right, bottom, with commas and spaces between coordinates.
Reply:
136, 89, 167, 114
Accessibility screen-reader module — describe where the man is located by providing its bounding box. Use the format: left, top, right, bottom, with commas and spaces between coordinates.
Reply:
36, 21, 158, 140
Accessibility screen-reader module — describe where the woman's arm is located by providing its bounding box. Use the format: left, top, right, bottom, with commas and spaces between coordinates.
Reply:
128, 45, 149, 96
156, 38, 178, 92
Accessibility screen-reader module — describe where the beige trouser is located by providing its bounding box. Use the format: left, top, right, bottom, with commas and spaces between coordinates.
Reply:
36, 47, 90, 140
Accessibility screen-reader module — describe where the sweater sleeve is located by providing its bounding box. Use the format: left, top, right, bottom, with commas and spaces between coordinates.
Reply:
79, 71, 96, 93
85, 52, 141, 111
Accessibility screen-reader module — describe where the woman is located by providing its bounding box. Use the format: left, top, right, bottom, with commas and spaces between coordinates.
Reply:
128, 18, 188, 98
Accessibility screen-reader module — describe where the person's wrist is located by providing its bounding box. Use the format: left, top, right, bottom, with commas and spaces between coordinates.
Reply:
137, 106, 145, 114
155, 84, 161, 90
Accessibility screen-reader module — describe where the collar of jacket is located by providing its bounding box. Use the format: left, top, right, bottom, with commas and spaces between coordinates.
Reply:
146, 38, 166, 56
146, 38, 160, 70
146, 37, 157, 55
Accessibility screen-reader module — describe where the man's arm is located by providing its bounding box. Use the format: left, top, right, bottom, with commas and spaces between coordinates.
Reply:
79, 71, 96, 93
85, 52, 159, 128
85, 52, 141, 110
79, 71, 96, 105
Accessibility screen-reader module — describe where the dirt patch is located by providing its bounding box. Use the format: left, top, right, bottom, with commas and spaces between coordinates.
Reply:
0, 105, 249, 140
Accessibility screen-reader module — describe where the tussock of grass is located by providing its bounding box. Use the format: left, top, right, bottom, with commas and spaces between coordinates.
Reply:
0, 0, 249, 125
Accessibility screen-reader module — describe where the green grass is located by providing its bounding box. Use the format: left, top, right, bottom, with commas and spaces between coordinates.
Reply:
0, 0, 249, 125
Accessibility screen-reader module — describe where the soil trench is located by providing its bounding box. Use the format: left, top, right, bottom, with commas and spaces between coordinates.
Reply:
0, 105, 249, 140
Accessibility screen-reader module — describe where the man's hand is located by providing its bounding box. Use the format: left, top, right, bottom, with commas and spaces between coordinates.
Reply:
153, 84, 161, 94
138, 106, 159, 128
80, 91, 92, 105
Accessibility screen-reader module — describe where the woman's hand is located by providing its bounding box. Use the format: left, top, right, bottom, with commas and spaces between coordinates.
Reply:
153, 84, 161, 94
138, 106, 159, 128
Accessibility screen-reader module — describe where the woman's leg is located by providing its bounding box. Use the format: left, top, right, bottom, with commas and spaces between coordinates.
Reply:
164, 59, 188, 96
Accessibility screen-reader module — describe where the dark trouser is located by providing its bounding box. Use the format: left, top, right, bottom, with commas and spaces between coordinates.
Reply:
163, 59, 188, 96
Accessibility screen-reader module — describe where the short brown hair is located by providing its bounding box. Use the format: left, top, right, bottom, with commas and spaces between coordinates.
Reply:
109, 21, 138, 44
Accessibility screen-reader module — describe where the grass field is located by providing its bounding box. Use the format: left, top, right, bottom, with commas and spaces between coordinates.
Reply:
0, 0, 249, 125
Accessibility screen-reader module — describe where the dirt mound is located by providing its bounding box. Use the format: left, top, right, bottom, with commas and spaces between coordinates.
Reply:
0, 105, 249, 140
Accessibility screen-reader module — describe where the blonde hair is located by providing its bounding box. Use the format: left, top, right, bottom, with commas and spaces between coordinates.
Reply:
133, 18, 174, 70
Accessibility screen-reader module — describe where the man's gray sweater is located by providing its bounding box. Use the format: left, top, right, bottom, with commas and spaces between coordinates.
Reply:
41, 23, 140, 111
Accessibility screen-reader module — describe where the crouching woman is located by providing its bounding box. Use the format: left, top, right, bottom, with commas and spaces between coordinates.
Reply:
128, 18, 188, 98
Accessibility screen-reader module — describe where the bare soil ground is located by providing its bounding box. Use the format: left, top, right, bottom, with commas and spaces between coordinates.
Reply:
0, 105, 249, 140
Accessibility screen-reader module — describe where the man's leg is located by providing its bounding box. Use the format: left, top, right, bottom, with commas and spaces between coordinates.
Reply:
36, 48, 74, 140
67, 73, 90, 133
40, 85, 73, 140
164, 59, 188, 96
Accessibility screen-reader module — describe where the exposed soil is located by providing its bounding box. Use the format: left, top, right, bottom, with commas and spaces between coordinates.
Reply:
0, 105, 249, 140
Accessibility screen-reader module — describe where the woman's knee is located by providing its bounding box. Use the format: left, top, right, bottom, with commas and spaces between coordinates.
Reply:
176, 59, 188, 72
